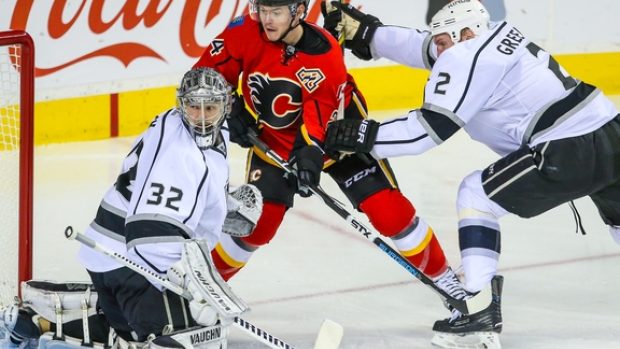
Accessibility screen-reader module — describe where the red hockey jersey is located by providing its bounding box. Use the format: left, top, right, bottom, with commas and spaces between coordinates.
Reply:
194, 15, 350, 160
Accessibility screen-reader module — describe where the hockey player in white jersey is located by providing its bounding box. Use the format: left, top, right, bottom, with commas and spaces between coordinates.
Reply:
0, 67, 262, 348
322, 0, 620, 348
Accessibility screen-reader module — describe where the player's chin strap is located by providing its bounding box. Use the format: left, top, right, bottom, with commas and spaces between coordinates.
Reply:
246, 129, 492, 315
65, 227, 343, 349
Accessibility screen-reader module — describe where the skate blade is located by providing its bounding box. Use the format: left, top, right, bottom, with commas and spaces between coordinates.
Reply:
431, 331, 501, 349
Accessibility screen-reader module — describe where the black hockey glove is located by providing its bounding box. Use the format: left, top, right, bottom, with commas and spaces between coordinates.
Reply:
287, 145, 324, 198
320, 1, 342, 40
324, 119, 379, 159
328, 1, 383, 60
227, 92, 258, 148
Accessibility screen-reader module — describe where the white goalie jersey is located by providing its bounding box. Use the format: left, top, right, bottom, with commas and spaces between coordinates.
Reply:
369, 23, 619, 158
78, 109, 230, 282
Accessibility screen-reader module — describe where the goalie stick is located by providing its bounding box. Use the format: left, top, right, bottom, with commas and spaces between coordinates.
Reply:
246, 130, 492, 315
64, 226, 342, 349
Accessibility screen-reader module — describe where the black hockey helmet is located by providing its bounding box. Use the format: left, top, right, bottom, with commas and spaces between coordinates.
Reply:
255, 0, 309, 6
250, 0, 309, 20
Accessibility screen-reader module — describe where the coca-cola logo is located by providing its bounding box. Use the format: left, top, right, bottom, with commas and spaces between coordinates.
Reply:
9, 0, 325, 78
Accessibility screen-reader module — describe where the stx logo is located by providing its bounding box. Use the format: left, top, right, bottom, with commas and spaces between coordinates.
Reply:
351, 219, 371, 238
344, 166, 377, 188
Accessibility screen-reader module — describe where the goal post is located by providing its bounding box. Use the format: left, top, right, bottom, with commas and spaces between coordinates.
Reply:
0, 30, 34, 304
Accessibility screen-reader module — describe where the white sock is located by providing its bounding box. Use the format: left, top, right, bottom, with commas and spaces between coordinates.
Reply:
461, 253, 498, 293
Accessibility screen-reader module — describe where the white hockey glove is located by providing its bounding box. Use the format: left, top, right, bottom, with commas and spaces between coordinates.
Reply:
223, 184, 263, 237
167, 240, 248, 325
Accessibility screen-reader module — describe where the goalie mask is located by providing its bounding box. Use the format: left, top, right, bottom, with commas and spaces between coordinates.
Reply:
430, 0, 490, 44
177, 68, 231, 149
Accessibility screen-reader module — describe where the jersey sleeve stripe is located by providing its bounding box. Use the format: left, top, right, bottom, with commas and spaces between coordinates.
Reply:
523, 82, 599, 144
453, 22, 508, 114
125, 215, 192, 249
421, 32, 434, 69
420, 104, 464, 143
93, 203, 126, 240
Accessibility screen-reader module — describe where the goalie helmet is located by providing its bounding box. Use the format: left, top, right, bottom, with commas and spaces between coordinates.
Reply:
177, 67, 231, 149
430, 0, 490, 44
249, 0, 309, 21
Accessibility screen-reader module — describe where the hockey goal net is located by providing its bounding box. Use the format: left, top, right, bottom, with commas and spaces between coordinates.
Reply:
0, 30, 34, 306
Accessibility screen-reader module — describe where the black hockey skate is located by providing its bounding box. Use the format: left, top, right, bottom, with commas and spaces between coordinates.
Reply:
1, 305, 42, 345
431, 275, 503, 349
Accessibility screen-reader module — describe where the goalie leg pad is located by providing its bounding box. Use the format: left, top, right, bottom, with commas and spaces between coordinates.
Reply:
1, 305, 42, 345
171, 240, 248, 322
147, 325, 228, 349
21, 280, 98, 324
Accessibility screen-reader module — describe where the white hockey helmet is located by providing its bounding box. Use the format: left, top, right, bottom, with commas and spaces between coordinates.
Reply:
177, 67, 231, 149
430, 0, 490, 44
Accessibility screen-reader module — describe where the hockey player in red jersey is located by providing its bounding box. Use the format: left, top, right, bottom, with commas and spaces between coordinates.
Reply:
194, 0, 470, 305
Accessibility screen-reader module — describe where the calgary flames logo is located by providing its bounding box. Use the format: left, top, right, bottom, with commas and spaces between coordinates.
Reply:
247, 73, 303, 129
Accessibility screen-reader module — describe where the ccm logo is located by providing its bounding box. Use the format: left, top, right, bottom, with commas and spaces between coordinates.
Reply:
344, 166, 377, 188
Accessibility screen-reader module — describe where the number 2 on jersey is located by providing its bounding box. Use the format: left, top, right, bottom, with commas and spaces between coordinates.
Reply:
434, 72, 451, 95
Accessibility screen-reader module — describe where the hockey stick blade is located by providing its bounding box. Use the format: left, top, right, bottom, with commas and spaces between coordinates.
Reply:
246, 131, 492, 314
313, 319, 343, 349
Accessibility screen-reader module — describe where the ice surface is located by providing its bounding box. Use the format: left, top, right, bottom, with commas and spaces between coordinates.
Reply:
4, 103, 620, 348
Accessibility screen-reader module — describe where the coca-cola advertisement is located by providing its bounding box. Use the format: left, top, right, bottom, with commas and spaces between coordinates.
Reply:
1, 0, 326, 99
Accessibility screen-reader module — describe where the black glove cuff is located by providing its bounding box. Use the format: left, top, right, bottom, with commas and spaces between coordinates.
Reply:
295, 145, 324, 178
350, 14, 382, 60
227, 94, 258, 148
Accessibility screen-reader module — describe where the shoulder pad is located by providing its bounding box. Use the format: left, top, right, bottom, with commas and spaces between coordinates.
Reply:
228, 15, 245, 29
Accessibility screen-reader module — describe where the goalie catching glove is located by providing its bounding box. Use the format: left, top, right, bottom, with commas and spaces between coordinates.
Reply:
223, 184, 263, 237
167, 240, 249, 326
321, 1, 383, 60
324, 118, 380, 159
